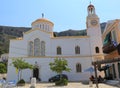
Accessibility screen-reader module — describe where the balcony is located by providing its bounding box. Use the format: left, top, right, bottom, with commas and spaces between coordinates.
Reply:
103, 41, 117, 54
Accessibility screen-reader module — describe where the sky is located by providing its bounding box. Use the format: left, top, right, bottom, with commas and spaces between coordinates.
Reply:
0, 0, 120, 32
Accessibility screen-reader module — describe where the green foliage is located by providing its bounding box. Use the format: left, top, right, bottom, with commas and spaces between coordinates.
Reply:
0, 63, 7, 73
12, 58, 33, 70
12, 58, 33, 80
49, 58, 71, 74
55, 78, 68, 86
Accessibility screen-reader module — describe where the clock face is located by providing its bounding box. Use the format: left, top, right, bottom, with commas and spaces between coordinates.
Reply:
91, 20, 98, 26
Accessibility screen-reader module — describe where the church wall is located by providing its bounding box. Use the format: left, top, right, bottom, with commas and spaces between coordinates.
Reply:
7, 57, 93, 82
23, 29, 51, 43
9, 29, 93, 57
89, 36, 103, 55
7, 3, 105, 82
50, 37, 91, 56
9, 40, 28, 57
7, 29, 103, 82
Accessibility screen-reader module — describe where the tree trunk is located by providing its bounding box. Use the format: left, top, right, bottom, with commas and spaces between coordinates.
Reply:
20, 70, 22, 80
60, 72, 62, 80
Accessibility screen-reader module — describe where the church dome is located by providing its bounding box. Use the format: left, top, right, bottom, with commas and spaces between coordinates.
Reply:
31, 18, 54, 26
31, 17, 54, 33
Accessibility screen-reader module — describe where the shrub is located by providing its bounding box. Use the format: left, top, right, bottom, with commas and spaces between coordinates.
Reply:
17, 79, 25, 86
55, 78, 68, 86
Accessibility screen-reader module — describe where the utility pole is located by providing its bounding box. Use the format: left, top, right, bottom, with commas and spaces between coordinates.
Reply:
94, 64, 99, 88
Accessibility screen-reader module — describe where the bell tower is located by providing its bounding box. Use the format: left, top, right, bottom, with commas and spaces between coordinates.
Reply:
88, 3, 96, 15
86, 3, 101, 37
86, 3, 104, 60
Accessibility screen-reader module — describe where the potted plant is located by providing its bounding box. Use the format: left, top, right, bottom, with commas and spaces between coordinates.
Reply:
17, 79, 25, 86
55, 78, 68, 86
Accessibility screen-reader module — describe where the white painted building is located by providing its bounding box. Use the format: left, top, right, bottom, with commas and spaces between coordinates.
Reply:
7, 4, 104, 82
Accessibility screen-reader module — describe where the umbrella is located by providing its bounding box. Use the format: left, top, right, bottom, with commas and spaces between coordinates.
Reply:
83, 67, 95, 75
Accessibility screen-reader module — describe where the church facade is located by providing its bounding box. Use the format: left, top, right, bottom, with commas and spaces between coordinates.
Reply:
7, 4, 104, 82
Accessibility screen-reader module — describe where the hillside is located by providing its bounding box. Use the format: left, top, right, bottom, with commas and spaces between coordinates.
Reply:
0, 26, 30, 55
0, 22, 106, 55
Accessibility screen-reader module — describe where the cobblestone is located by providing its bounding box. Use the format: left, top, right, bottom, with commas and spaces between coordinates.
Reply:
13, 82, 119, 88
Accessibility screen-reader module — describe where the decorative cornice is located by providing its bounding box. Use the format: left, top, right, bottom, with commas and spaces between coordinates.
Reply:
51, 36, 90, 39
9, 54, 104, 59
24, 28, 52, 34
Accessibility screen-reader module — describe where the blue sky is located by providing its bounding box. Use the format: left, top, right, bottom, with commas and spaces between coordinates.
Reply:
0, 0, 120, 32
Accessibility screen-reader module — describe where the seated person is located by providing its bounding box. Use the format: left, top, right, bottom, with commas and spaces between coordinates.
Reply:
98, 75, 104, 83
89, 75, 95, 83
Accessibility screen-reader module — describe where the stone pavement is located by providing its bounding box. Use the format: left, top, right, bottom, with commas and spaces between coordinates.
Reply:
14, 82, 119, 88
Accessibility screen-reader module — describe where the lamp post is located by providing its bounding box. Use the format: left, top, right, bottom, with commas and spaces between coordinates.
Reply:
94, 64, 99, 88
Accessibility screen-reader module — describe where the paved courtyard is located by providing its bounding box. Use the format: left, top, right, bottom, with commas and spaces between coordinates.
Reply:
14, 82, 119, 88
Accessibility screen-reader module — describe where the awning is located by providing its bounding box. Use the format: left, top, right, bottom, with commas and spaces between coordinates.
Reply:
103, 32, 111, 45
98, 65, 110, 71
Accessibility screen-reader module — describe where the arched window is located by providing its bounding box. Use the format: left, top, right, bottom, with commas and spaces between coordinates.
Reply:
75, 46, 80, 54
76, 63, 82, 72
41, 41, 45, 56
95, 47, 99, 53
34, 38, 40, 56
57, 46, 62, 55
45, 24, 47, 30
28, 41, 33, 56
40, 24, 41, 29
48, 25, 49, 31
43, 24, 44, 30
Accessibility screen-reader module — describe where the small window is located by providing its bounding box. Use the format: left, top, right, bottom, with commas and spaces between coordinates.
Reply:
43, 24, 44, 30
28, 41, 33, 56
41, 41, 45, 56
34, 38, 40, 56
75, 46, 80, 54
76, 63, 82, 72
45, 24, 47, 30
40, 24, 41, 29
57, 46, 62, 55
95, 47, 99, 53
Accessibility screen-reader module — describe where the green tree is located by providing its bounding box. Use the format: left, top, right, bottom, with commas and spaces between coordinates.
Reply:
12, 58, 33, 81
49, 58, 71, 75
0, 63, 7, 74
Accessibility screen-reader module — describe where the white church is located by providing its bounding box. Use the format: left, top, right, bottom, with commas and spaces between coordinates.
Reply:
7, 4, 104, 82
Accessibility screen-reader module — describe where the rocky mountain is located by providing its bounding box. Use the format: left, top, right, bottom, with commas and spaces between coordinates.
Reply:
0, 26, 31, 37
0, 22, 106, 55
0, 26, 30, 55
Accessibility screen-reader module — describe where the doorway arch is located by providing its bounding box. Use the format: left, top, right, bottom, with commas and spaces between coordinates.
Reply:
33, 67, 39, 79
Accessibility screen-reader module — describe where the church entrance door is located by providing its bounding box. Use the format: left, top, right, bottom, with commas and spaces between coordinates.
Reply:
33, 68, 39, 80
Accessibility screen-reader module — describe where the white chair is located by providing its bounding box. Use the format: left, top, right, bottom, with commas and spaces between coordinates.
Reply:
0, 79, 6, 88
5, 80, 17, 88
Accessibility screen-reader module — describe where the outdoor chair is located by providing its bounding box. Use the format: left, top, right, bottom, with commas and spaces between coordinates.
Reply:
0, 79, 6, 88
5, 80, 17, 88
